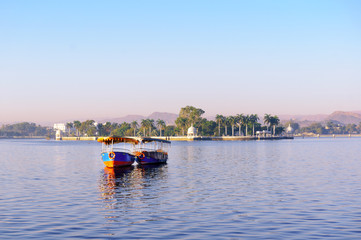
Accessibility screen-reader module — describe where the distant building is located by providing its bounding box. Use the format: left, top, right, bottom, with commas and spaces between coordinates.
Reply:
187, 125, 197, 138
286, 124, 294, 134
53, 123, 66, 132
55, 129, 62, 140
256, 130, 272, 137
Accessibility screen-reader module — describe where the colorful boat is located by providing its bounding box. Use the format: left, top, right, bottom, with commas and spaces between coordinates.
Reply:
134, 138, 171, 165
97, 136, 139, 168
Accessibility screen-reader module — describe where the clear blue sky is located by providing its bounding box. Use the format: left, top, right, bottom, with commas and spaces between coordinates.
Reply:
1, 0, 360, 123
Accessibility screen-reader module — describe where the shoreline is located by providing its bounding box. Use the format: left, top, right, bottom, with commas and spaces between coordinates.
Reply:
2, 134, 361, 141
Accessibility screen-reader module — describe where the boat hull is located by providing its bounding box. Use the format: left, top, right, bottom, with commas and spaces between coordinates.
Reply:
136, 151, 168, 165
101, 152, 135, 168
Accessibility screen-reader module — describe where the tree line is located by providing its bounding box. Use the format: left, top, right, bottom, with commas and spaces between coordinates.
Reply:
299, 121, 361, 135
64, 119, 171, 137
0, 122, 49, 137
174, 106, 283, 136
4, 106, 361, 138
62, 106, 283, 137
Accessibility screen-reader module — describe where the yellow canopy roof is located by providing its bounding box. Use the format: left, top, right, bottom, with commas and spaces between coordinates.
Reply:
97, 136, 139, 145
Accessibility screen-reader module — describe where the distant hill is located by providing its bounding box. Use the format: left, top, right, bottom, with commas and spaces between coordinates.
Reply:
99, 112, 178, 125
279, 114, 328, 122
326, 111, 361, 125
148, 112, 178, 125
280, 111, 361, 126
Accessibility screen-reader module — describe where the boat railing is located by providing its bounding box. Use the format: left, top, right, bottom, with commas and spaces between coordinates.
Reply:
136, 146, 166, 153
101, 146, 135, 154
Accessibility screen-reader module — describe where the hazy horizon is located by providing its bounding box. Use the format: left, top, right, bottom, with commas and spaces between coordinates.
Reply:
2, 109, 361, 126
1, 0, 360, 124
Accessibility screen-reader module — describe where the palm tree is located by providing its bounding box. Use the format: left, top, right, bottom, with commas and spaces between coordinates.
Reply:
270, 115, 280, 136
264, 114, 272, 131
73, 121, 81, 137
141, 119, 147, 136
244, 115, 250, 136
224, 117, 229, 136
237, 114, 244, 136
148, 119, 154, 136
131, 121, 138, 136
228, 116, 236, 136
156, 119, 166, 136
66, 122, 73, 136
249, 114, 259, 136
216, 114, 225, 136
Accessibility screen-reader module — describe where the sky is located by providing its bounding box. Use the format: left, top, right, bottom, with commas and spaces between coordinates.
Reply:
1, 0, 361, 124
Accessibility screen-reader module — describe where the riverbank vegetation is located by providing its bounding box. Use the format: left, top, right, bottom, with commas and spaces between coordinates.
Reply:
64, 106, 284, 137
2, 106, 361, 138
0, 122, 50, 137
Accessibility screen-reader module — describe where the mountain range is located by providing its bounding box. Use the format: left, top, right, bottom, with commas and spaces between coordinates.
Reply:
279, 111, 361, 127
98, 112, 178, 125
2, 111, 361, 127
101, 111, 361, 127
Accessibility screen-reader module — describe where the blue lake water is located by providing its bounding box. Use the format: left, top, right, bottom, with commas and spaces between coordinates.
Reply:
1, 138, 361, 239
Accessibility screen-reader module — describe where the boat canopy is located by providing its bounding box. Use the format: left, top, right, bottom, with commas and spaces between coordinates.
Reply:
97, 136, 139, 145
140, 137, 171, 144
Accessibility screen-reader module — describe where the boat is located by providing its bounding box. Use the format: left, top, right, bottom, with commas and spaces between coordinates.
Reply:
97, 136, 139, 167
134, 138, 171, 165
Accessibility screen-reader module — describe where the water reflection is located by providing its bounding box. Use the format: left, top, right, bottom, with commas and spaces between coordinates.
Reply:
98, 164, 168, 221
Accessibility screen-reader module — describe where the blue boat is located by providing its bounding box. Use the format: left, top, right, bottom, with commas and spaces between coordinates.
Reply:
97, 136, 139, 168
134, 138, 171, 165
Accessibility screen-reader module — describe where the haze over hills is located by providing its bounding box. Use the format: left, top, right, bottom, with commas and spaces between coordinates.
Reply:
2, 111, 361, 127
326, 111, 361, 125
98, 112, 178, 125
279, 111, 361, 126
100, 111, 361, 127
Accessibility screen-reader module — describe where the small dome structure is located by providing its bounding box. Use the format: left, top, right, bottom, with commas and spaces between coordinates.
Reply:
187, 125, 197, 137
55, 129, 62, 140
286, 124, 294, 134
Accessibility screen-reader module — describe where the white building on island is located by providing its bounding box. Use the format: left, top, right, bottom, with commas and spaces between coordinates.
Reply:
286, 124, 294, 135
187, 125, 197, 138
53, 123, 66, 132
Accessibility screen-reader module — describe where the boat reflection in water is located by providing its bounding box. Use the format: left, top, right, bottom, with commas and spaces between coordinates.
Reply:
98, 163, 168, 225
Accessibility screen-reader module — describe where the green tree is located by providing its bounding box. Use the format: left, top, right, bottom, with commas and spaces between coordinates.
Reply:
243, 115, 251, 136
301, 123, 325, 134
164, 125, 176, 136
141, 119, 147, 136
224, 117, 229, 136
216, 114, 225, 136
275, 126, 285, 135
177, 106, 205, 128
345, 124, 357, 134
237, 114, 245, 136
73, 120, 81, 137
263, 114, 272, 131
175, 117, 187, 136
228, 116, 237, 136
199, 119, 217, 136
270, 116, 280, 136
111, 122, 131, 136
97, 123, 104, 136
249, 114, 259, 136
103, 122, 112, 136
131, 121, 138, 136
66, 122, 73, 136
79, 120, 95, 136
148, 119, 155, 136
156, 119, 166, 137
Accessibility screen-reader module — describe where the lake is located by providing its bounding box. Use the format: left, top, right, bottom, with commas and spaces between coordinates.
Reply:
1, 138, 361, 239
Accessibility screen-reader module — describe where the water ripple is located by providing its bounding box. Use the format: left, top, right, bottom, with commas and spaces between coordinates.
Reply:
1, 138, 361, 239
